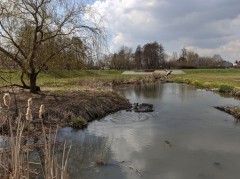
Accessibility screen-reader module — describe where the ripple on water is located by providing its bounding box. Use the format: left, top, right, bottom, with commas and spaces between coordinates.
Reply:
109, 111, 151, 124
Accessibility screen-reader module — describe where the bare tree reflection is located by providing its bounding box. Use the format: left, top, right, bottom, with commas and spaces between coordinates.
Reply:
55, 130, 125, 178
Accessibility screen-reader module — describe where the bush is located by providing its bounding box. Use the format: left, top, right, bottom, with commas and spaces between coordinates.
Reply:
70, 116, 87, 128
203, 82, 212, 89
219, 84, 234, 93
232, 87, 240, 97
189, 80, 204, 88
174, 78, 187, 83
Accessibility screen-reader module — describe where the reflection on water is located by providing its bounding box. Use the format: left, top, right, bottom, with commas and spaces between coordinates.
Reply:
109, 111, 151, 124
57, 128, 125, 179
58, 82, 240, 179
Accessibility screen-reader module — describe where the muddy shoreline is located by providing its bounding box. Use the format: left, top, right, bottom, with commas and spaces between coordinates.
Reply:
0, 89, 131, 134
0, 72, 163, 135
1, 76, 240, 134
215, 106, 240, 120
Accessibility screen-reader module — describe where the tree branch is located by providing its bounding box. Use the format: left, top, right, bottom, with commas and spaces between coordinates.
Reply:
36, 42, 72, 74
0, 21, 27, 59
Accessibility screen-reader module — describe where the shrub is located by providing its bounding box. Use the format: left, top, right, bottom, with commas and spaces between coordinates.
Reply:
203, 82, 212, 89
219, 84, 234, 93
174, 78, 186, 83
70, 116, 87, 128
190, 80, 204, 88
232, 87, 240, 97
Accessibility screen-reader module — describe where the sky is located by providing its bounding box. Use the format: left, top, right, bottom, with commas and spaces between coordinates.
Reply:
89, 0, 240, 62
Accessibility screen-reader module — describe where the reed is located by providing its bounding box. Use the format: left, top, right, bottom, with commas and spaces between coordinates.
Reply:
0, 99, 70, 178
3, 93, 11, 109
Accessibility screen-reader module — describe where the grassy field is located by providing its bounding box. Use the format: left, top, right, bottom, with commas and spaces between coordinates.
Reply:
1, 69, 240, 95
0, 70, 146, 91
173, 69, 240, 96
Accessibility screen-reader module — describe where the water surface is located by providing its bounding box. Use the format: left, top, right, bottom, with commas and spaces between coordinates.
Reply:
58, 82, 240, 179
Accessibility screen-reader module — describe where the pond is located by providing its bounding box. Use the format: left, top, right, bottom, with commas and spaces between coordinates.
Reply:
58, 82, 240, 179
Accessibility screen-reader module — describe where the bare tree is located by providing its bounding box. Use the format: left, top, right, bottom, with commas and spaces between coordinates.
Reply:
134, 45, 143, 69
0, 0, 104, 93
143, 42, 165, 69
179, 48, 187, 61
110, 46, 133, 70
186, 51, 199, 67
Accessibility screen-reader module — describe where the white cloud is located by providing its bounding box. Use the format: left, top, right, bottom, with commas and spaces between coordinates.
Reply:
90, 0, 240, 61
187, 40, 240, 61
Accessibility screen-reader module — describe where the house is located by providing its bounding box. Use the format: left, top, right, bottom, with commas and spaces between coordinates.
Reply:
222, 61, 233, 68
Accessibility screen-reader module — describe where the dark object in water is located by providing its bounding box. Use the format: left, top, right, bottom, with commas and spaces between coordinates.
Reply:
133, 103, 153, 113
213, 162, 223, 169
164, 140, 172, 147
126, 108, 132, 112
96, 160, 107, 165
213, 162, 221, 166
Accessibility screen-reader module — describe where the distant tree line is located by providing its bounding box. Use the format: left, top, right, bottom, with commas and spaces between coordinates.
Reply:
97, 41, 166, 70
0, 38, 234, 73
97, 45, 233, 70
167, 49, 228, 69
234, 60, 240, 69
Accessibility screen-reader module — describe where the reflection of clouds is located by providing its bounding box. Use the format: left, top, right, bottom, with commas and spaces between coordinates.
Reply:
58, 83, 240, 178
161, 83, 196, 102
87, 119, 155, 157
86, 117, 155, 177
118, 82, 164, 101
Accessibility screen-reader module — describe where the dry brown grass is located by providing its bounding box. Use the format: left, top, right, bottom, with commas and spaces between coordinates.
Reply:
0, 112, 70, 178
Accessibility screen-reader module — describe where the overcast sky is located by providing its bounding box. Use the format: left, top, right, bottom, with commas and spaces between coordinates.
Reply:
90, 0, 240, 62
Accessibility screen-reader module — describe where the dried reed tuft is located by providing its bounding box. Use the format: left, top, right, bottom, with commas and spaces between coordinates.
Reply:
39, 104, 45, 119
26, 98, 33, 121
27, 98, 33, 109
26, 107, 33, 121
3, 93, 11, 109
0, 113, 70, 178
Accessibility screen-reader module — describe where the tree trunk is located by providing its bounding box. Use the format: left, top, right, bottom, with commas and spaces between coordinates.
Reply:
21, 72, 29, 88
30, 72, 38, 93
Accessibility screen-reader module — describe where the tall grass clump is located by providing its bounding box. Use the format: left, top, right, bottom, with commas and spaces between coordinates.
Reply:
70, 116, 87, 129
0, 95, 71, 178
189, 80, 205, 88
219, 84, 234, 93
232, 87, 240, 97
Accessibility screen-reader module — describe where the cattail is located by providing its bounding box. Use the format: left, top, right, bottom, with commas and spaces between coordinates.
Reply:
3, 93, 11, 109
39, 104, 45, 119
27, 98, 33, 109
26, 107, 32, 121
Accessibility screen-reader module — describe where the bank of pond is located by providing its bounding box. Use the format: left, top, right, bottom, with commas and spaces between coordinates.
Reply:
1, 81, 240, 178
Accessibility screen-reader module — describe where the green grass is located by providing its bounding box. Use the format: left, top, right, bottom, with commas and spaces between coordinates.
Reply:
70, 116, 87, 128
173, 69, 240, 95
3, 68, 240, 96
0, 70, 144, 89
